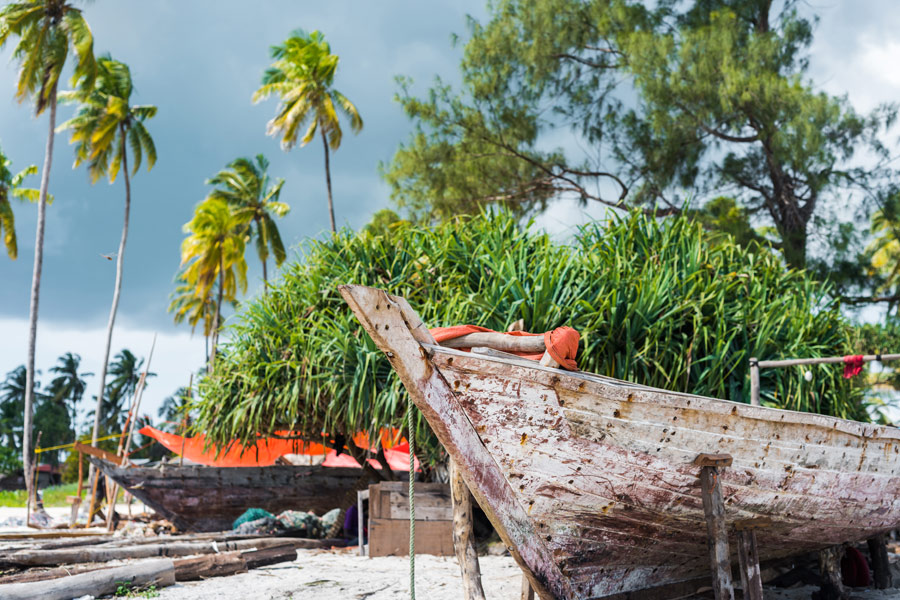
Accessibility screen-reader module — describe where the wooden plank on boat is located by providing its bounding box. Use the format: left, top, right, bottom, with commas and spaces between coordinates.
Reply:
694, 453, 733, 467
440, 333, 545, 353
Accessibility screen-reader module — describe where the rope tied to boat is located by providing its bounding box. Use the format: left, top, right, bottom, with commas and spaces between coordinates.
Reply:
408, 397, 416, 600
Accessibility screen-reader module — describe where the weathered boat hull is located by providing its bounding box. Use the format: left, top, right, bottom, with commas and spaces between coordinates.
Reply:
340, 285, 900, 600
90, 458, 376, 532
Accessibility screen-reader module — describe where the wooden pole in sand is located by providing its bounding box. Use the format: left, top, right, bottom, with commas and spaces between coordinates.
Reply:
696, 453, 735, 600
450, 459, 486, 600
106, 334, 156, 531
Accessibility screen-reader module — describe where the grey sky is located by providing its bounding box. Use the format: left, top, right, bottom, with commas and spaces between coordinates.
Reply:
1, 0, 898, 424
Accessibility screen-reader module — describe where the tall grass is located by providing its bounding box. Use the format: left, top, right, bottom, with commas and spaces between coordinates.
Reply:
194, 211, 867, 464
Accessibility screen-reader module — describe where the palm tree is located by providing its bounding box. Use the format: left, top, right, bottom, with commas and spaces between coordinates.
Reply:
58, 55, 157, 453
87, 349, 154, 434
0, 0, 96, 498
180, 197, 248, 364
46, 352, 91, 434
206, 154, 289, 289
253, 30, 362, 233
0, 366, 28, 451
169, 271, 238, 362
159, 387, 193, 432
0, 145, 40, 260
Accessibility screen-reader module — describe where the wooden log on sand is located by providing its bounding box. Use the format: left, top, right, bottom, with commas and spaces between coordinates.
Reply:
0, 558, 175, 600
173, 543, 299, 581
0, 537, 325, 567
0, 543, 300, 586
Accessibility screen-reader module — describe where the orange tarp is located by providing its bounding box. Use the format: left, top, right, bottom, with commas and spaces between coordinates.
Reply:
430, 325, 580, 370
138, 426, 419, 471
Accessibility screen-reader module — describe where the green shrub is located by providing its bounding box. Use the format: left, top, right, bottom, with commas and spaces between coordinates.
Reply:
194, 210, 867, 464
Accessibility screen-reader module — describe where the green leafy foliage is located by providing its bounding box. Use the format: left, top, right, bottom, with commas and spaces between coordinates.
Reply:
58, 54, 157, 184
0, 144, 40, 260
384, 0, 895, 270
195, 211, 868, 464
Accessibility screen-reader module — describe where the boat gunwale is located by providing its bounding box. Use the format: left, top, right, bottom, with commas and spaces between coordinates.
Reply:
424, 343, 900, 441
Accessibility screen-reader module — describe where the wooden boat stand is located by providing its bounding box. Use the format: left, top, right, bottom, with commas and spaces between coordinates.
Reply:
694, 453, 892, 600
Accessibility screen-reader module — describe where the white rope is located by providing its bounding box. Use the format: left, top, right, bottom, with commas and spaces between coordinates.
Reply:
408, 400, 416, 599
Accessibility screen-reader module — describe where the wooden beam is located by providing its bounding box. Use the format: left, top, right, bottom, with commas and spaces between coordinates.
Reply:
521, 573, 535, 600
0, 558, 175, 600
818, 545, 848, 600
694, 453, 733, 468
736, 529, 763, 600
699, 463, 734, 600
73, 442, 123, 466
450, 459, 486, 600
749, 358, 760, 406
867, 534, 892, 589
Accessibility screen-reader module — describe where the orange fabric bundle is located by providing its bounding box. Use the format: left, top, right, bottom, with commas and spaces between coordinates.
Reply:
430, 324, 580, 371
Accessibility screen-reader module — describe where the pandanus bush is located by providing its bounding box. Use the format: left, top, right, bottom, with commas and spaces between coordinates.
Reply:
194, 211, 868, 464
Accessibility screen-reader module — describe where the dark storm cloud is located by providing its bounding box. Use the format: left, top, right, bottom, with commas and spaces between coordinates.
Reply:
0, 0, 486, 329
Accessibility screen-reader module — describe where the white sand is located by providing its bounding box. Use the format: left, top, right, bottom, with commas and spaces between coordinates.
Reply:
156, 547, 523, 600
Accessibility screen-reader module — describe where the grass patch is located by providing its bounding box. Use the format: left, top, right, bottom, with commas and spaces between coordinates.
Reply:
0, 482, 79, 507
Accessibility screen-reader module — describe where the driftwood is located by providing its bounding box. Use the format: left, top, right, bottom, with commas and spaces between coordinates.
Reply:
172, 552, 247, 581
450, 459, 486, 600
0, 563, 110, 585
440, 332, 545, 353
0, 558, 175, 600
0, 536, 325, 567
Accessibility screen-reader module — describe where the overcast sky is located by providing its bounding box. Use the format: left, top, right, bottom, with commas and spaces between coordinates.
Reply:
0, 1, 898, 427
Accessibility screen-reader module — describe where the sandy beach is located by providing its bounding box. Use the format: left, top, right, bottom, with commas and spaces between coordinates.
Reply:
155, 547, 523, 600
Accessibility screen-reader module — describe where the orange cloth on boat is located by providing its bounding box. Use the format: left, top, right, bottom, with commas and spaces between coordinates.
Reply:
430, 325, 580, 371
138, 426, 418, 470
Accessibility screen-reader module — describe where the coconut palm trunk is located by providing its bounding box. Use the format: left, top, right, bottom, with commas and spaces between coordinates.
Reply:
90, 124, 132, 453
320, 128, 335, 233
256, 215, 268, 289
210, 255, 225, 365
23, 85, 57, 502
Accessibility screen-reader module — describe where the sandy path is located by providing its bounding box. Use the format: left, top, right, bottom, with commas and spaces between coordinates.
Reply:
156, 547, 523, 600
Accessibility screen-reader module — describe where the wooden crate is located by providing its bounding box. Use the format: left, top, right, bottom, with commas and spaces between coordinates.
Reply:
367, 481, 454, 557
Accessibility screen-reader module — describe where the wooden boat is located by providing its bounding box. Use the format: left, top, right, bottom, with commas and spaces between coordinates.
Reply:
90, 457, 377, 532
340, 285, 900, 600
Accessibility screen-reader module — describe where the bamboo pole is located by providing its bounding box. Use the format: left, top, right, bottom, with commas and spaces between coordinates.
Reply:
756, 353, 900, 368
107, 334, 156, 531
750, 352, 897, 406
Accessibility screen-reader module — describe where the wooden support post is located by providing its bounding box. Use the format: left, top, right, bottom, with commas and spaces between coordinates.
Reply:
734, 520, 765, 600
357, 488, 368, 557
749, 358, 760, 406
520, 573, 535, 600
867, 534, 892, 589
695, 453, 735, 600
450, 459, 486, 600
818, 545, 848, 600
